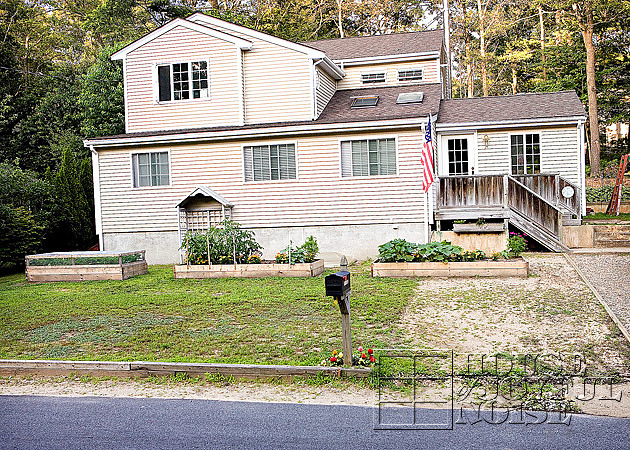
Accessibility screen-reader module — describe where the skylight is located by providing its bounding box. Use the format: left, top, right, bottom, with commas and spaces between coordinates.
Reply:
396, 92, 424, 104
351, 96, 379, 108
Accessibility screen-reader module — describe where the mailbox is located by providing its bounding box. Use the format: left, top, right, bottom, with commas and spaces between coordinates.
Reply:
325, 271, 351, 297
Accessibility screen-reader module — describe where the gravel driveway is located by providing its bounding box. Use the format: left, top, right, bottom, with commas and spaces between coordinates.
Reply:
570, 254, 630, 337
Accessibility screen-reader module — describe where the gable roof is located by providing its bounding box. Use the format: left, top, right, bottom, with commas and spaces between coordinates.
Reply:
111, 18, 252, 60
187, 13, 344, 79
302, 30, 444, 62
437, 91, 587, 127
176, 186, 233, 208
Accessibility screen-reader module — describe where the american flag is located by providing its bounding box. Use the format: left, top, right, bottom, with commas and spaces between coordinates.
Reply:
422, 115, 435, 193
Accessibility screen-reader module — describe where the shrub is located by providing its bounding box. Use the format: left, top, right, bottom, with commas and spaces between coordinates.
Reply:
0, 205, 46, 268
507, 232, 527, 257
181, 219, 262, 264
378, 238, 417, 262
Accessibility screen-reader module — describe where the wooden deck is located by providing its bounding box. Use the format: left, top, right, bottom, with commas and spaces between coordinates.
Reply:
435, 174, 582, 252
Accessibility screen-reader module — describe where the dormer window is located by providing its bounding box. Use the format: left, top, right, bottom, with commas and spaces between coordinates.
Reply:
361, 73, 386, 84
157, 61, 209, 102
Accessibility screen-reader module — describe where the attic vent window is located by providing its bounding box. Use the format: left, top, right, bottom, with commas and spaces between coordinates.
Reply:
396, 92, 424, 104
351, 96, 379, 108
361, 73, 386, 84
398, 69, 424, 82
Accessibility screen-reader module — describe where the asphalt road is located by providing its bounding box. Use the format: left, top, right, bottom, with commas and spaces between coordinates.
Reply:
1, 396, 628, 450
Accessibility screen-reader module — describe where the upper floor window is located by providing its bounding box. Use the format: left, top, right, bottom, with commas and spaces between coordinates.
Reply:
132, 152, 169, 187
511, 133, 541, 175
341, 138, 397, 177
243, 144, 297, 182
361, 73, 386, 84
398, 68, 423, 83
157, 61, 209, 102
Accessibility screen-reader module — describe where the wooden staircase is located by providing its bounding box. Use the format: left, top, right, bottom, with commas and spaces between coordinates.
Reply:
436, 174, 582, 253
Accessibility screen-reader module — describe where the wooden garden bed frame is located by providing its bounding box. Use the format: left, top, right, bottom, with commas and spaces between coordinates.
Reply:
25, 250, 148, 282
174, 259, 325, 279
371, 258, 528, 278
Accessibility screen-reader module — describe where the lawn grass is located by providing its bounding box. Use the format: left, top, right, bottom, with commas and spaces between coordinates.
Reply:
584, 212, 630, 222
0, 263, 417, 365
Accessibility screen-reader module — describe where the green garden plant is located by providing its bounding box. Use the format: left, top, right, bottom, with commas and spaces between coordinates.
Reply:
275, 236, 319, 264
507, 232, 527, 257
181, 219, 262, 264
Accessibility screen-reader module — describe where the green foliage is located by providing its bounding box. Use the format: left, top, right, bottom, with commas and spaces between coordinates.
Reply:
275, 236, 319, 263
181, 219, 262, 265
0, 205, 45, 268
458, 249, 487, 262
378, 239, 468, 263
79, 44, 126, 139
586, 185, 630, 202
29, 254, 142, 266
507, 232, 527, 257
46, 146, 96, 251
377, 239, 418, 262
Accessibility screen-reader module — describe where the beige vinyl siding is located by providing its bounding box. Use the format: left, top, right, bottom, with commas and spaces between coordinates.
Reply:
125, 26, 242, 133
205, 23, 314, 123
316, 68, 336, 117
474, 126, 580, 183
540, 127, 580, 184
337, 59, 440, 89
97, 129, 427, 233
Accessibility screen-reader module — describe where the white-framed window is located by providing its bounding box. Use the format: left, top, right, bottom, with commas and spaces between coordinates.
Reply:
360, 73, 386, 84
511, 133, 541, 175
398, 68, 424, 83
157, 61, 209, 102
132, 151, 170, 187
243, 143, 297, 182
341, 138, 397, 177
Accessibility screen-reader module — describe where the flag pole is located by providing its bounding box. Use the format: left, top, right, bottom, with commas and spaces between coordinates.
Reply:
424, 120, 430, 244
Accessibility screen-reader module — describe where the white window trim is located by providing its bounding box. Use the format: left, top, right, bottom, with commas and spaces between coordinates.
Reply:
153, 59, 211, 105
508, 131, 542, 175
241, 141, 299, 184
360, 71, 387, 84
338, 135, 399, 179
438, 133, 477, 177
397, 67, 424, 83
129, 149, 172, 189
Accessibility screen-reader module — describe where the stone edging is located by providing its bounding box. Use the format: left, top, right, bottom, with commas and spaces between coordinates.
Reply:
563, 253, 630, 344
0, 359, 371, 380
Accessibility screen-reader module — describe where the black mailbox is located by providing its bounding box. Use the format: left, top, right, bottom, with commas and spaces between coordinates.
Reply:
325, 271, 351, 297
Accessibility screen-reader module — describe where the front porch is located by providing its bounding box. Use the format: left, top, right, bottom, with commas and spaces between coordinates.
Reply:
434, 174, 582, 252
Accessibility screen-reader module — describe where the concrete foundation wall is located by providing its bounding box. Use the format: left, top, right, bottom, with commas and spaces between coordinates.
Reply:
432, 230, 509, 254
562, 225, 594, 248
103, 222, 427, 265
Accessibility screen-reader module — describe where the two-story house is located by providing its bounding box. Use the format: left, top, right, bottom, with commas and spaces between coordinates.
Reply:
84, 13, 586, 264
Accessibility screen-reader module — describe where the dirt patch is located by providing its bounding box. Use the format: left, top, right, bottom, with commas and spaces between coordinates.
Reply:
400, 254, 630, 373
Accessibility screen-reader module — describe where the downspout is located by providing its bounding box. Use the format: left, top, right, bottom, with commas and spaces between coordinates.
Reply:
579, 120, 587, 215
90, 145, 104, 251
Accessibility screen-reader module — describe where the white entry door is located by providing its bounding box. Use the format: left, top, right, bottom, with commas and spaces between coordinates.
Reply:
439, 135, 477, 176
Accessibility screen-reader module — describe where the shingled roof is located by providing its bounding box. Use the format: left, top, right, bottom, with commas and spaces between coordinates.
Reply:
316, 83, 442, 124
438, 91, 586, 125
302, 30, 444, 61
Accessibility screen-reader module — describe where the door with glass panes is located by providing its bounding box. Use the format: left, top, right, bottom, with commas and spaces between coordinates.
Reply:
439, 135, 476, 176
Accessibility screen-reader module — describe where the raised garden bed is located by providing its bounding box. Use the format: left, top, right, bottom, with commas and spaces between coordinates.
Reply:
25, 250, 147, 282
174, 259, 325, 279
371, 258, 528, 278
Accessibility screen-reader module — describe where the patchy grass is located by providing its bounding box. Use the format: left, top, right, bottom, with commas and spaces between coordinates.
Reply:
0, 264, 416, 365
400, 254, 630, 374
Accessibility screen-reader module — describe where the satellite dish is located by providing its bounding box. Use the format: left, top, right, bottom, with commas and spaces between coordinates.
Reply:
561, 186, 575, 198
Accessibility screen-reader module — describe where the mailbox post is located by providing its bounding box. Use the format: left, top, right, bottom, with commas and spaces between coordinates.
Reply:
325, 271, 352, 367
